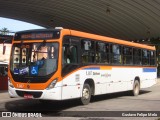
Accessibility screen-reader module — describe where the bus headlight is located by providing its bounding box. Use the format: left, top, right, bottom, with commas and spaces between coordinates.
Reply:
8, 77, 14, 88
46, 78, 58, 90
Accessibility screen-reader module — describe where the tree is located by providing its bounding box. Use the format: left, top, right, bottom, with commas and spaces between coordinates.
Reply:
0, 27, 9, 35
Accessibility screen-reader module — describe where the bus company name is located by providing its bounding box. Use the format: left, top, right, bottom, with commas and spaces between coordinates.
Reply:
86, 71, 100, 76
101, 73, 111, 78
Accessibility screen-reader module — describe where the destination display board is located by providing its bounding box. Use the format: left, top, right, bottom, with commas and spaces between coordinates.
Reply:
14, 30, 60, 40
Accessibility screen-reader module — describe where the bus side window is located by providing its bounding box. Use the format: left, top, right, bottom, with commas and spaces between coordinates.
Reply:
81, 39, 95, 63
142, 49, 149, 65
63, 45, 70, 64
150, 51, 155, 66
70, 46, 77, 63
133, 48, 142, 65
63, 45, 78, 65
105, 43, 110, 64
96, 42, 109, 64
111, 44, 121, 64
123, 47, 133, 65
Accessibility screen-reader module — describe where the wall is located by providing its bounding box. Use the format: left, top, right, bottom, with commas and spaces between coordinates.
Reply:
0, 44, 11, 62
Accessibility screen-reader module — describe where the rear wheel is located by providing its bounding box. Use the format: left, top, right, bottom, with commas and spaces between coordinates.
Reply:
132, 80, 140, 96
80, 84, 91, 105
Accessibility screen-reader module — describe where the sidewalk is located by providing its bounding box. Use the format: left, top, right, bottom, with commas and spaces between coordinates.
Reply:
157, 78, 160, 83
0, 90, 7, 93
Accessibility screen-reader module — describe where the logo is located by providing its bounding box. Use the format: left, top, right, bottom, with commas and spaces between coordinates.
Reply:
27, 85, 30, 89
27, 80, 31, 89
2, 112, 11, 117
30, 66, 38, 75
1, 112, 42, 117
101, 73, 111, 78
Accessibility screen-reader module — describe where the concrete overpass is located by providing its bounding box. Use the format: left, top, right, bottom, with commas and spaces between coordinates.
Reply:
0, 0, 160, 41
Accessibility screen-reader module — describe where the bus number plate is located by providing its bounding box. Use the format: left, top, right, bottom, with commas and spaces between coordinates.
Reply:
24, 94, 33, 99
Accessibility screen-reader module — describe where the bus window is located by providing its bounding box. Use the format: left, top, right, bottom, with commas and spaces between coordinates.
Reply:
31, 45, 48, 62
133, 49, 141, 65
81, 40, 95, 63
150, 51, 156, 66
63, 45, 77, 64
22, 48, 26, 64
105, 43, 110, 64
13, 47, 20, 63
123, 47, 133, 65
11, 43, 58, 76
70, 46, 77, 63
142, 49, 149, 65
111, 44, 121, 64
96, 42, 109, 64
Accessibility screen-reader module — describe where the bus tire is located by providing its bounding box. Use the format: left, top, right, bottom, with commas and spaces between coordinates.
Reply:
132, 80, 140, 96
80, 84, 91, 105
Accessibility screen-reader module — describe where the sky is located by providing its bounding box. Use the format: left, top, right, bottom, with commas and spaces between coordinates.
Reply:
0, 17, 44, 33
0, 17, 44, 62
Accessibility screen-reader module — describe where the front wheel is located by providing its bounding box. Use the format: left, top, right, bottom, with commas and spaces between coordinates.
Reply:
132, 80, 140, 96
80, 84, 91, 105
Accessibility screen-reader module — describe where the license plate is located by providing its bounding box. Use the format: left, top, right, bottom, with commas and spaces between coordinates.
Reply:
24, 94, 33, 99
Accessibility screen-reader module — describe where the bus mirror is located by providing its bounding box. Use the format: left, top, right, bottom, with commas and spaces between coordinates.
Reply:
3, 45, 6, 55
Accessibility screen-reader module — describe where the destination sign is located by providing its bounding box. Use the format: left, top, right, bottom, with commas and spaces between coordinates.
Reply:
14, 30, 60, 40
21, 33, 53, 39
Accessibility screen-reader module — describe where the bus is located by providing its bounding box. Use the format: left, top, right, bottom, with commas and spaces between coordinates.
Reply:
8, 28, 157, 105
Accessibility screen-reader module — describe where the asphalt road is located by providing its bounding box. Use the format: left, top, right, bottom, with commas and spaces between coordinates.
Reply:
0, 80, 160, 120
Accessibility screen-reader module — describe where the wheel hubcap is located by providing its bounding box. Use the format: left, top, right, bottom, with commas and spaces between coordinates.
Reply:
83, 88, 89, 99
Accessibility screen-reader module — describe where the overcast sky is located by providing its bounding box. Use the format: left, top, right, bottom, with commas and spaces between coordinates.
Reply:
0, 17, 44, 33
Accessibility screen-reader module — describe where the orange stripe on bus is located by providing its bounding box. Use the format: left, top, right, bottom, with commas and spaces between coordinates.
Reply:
100, 66, 112, 70
69, 29, 155, 50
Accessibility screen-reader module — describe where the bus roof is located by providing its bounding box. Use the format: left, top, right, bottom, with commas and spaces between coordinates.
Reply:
14, 28, 155, 50
68, 29, 155, 51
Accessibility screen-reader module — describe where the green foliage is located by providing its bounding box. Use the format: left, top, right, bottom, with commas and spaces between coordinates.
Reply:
0, 27, 9, 35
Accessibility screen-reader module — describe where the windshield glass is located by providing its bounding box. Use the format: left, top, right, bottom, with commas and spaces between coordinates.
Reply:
10, 42, 58, 76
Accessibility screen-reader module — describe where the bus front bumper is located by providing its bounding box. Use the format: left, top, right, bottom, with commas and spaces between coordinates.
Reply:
8, 86, 62, 100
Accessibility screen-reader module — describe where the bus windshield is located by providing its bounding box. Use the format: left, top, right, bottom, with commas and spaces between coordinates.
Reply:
10, 42, 58, 76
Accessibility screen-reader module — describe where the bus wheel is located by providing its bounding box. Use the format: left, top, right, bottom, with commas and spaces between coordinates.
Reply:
132, 80, 140, 96
81, 84, 91, 105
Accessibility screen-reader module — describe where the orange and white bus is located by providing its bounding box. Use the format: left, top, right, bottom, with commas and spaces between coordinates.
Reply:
8, 28, 157, 105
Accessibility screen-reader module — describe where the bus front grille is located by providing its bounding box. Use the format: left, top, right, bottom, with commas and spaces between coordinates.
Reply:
16, 90, 42, 98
